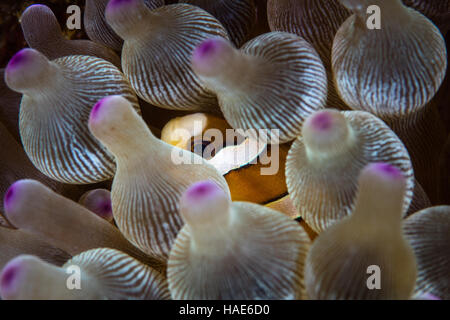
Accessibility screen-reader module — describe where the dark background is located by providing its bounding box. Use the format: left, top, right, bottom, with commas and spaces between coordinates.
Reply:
0, 0, 181, 68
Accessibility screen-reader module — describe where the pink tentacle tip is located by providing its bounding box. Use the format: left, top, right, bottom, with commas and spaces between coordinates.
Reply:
90, 97, 112, 124
310, 112, 334, 131
6, 49, 31, 71
0, 262, 21, 293
185, 181, 222, 201
3, 184, 18, 212
368, 162, 403, 179
95, 200, 113, 219
192, 38, 227, 65
196, 40, 219, 57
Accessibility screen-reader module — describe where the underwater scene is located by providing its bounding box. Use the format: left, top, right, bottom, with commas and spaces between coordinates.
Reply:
0, 0, 448, 302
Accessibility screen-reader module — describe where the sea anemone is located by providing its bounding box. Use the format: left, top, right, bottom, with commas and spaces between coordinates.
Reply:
5, 48, 139, 184
286, 109, 415, 233
191, 33, 327, 143
0, 0, 448, 301
167, 180, 311, 299
105, 0, 229, 110
304, 163, 418, 299
88, 95, 229, 260
0, 248, 169, 300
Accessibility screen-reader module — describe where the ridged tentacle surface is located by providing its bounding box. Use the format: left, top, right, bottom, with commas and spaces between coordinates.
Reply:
180, 0, 257, 47
267, 0, 350, 109
0, 122, 86, 213
65, 248, 170, 300
407, 180, 431, 216
305, 225, 417, 299
402, 0, 450, 18
198, 32, 327, 143
332, 4, 447, 117
119, 4, 229, 110
19, 55, 139, 184
2, 179, 163, 272
402, 0, 450, 33
85, 0, 124, 52
304, 163, 417, 299
404, 206, 450, 300
286, 111, 414, 233
85, 0, 164, 52
88, 96, 230, 260
383, 103, 447, 203
112, 151, 230, 261
168, 202, 311, 299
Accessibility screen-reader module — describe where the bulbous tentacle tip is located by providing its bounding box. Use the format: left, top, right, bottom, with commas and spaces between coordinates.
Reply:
193, 38, 224, 60
89, 95, 124, 125
355, 162, 407, 216
79, 189, 113, 221
105, 0, 149, 39
22, 3, 51, 15
90, 97, 109, 122
0, 255, 36, 299
364, 162, 404, 181
4, 181, 23, 213
1, 260, 19, 286
3, 180, 40, 216
89, 95, 138, 143
301, 109, 349, 153
5, 48, 50, 92
180, 180, 230, 226
20, 4, 62, 43
6, 49, 35, 72
305, 110, 340, 133
4, 186, 15, 212
192, 37, 234, 76
0, 260, 21, 297
95, 201, 113, 220
184, 180, 224, 202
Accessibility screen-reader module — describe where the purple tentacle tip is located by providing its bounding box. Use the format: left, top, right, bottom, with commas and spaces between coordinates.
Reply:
193, 39, 223, 63
310, 112, 334, 131
369, 162, 403, 179
4, 184, 17, 212
0, 262, 20, 292
6, 50, 30, 71
198, 40, 219, 57
91, 100, 105, 120
185, 181, 222, 201
101, 201, 112, 213
90, 97, 111, 123
96, 200, 113, 219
